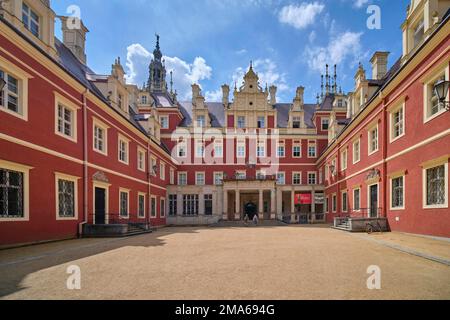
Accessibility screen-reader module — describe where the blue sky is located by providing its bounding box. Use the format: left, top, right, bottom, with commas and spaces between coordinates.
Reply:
52, 0, 409, 103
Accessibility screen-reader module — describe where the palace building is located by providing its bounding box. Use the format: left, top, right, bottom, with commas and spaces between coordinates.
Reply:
0, 0, 449, 247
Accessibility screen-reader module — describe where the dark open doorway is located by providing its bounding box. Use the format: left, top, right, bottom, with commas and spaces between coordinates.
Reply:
244, 202, 258, 220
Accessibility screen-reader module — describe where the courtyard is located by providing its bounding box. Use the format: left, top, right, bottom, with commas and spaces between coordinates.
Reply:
0, 225, 449, 300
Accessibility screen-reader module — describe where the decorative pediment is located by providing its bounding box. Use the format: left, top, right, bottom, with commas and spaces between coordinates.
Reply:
93, 171, 110, 183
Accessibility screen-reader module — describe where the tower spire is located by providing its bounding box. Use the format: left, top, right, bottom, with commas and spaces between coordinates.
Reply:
170, 70, 174, 94
333, 64, 338, 94
325, 64, 330, 95
148, 34, 167, 93
321, 75, 324, 100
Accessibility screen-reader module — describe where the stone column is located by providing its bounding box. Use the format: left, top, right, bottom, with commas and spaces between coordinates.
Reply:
199, 192, 205, 216
223, 189, 228, 220
276, 189, 283, 220
235, 190, 240, 220
270, 189, 276, 219
177, 193, 183, 217
259, 189, 264, 218
291, 190, 296, 224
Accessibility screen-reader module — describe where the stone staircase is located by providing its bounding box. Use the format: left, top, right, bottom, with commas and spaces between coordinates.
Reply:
211, 220, 288, 228
83, 223, 154, 238
333, 218, 351, 231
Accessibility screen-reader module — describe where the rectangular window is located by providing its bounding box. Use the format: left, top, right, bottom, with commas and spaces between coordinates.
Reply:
183, 195, 199, 216
57, 104, 75, 139
353, 188, 361, 211
160, 116, 169, 129
196, 172, 205, 186
196, 115, 206, 128
196, 140, 205, 158
308, 142, 317, 158
353, 139, 360, 163
277, 141, 285, 158
257, 116, 265, 128
237, 141, 246, 158
235, 171, 246, 180
151, 197, 156, 218
0, 168, 24, 218
57, 179, 75, 218
293, 116, 301, 128
391, 176, 404, 209
178, 172, 187, 186
413, 18, 424, 48
368, 126, 378, 154
324, 196, 329, 213
277, 172, 285, 185
321, 118, 329, 131
237, 116, 246, 128
169, 194, 177, 216
214, 140, 223, 158
170, 168, 175, 185
118, 93, 123, 110
160, 163, 165, 180
119, 191, 129, 217
342, 191, 348, 212
138, 194, 145, 218
214, 172, 223, 185
341, 149, 348, 171
150, 157, 157, 176
332, 194, 337, 213
94, 124, 107, 154
138, 149, 145, 172
22, 3, 40, 38
391, 105, 405, 141
178, 142, 187, 158
425, 164, 447, 208
293, 142, 302, 158
257, 141, 265, 158
141, 95, 148, 105
204, 194, 213, 215
308, 172, 317, 185
118, 137, 129, 164
0, 70, 20, 115
293, 173, 301, 185
160, 199, 165, 218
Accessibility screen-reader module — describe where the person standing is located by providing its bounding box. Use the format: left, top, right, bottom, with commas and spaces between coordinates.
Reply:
253, 214, 259, 226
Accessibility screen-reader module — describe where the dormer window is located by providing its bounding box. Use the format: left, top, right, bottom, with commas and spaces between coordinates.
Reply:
257, 116, 265, 128
337, 100, 343, 108
141, 95, 147, 104
22, 3, 40, 38
413, 18, 424, 49
237, 116, 246, 129
293, 116, 301, 129
196, 115, 206, 128
118, 93, 123, 110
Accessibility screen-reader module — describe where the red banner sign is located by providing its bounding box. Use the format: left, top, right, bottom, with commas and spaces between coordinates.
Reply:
294, 193, 312, 205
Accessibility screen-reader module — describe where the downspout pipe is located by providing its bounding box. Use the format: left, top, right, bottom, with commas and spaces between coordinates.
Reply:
78, 89, 89, 237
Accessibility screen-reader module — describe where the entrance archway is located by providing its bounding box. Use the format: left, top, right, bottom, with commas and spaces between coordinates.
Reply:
244, 202, 258, 220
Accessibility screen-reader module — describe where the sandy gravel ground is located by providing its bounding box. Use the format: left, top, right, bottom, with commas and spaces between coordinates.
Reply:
0, 225, 449, 300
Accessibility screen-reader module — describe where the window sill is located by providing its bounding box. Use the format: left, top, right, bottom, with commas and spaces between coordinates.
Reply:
424, 108, 447, 124
57, 216, 78, 221
423, 204, 448, 210
0, 217, 29, 222
0, 107, 28, 121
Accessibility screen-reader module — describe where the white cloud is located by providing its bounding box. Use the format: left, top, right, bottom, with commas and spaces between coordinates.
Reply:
304, 31, 364, 73
308, 30, 317, 43
353, 0, 369, 8
278, 2, 325, 29
125, 43, 212, 101
205, 89, 223, 102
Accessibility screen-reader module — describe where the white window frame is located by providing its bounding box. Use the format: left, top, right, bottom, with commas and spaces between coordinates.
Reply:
422, 159, 448, 209
54, 92, 79, 143
389, 102, 405, 143
214, 172, 224, 185
178, 172, 187, 186
150, 196, 157, 218
93, 118, 109, 155
257, 141, 266, 158
237, 140, 246, 158
137, 147, 146, 172
308, 141, 317, 158
277, 172, 286, 185
368, 124, 379, 155
160, 162, 165, 180
341, 149, 348, 171
119, 188, 130, 218
353, 188, 361, 212
195, 140, 205, 158
353, 138, 361, 164
321, 118, 330, 131
170, 168, 175, 185
214, 140, 223, 158
341, 190, 348, 213
235, 170, 246, 180
237, 116, 246, 128
277, 141, 285, 158
423, 65, 449, 123
55, 173, 79, 221
257, 116, 266, 128
196, 115, 206, 128
160, 115, 169, 129
324, 196, 329, 213
195, 172, 205, 186
138, 192, 146, 218
118, 134, 130, 165
293, 141, 302, 158
160, 197, 166, 218
150, 156, 157, 176
390, 174, 405, 211
22, 2, 40, 38
292, 172, 302, 185
331, 193, 337, 213
0, 160, 31, 222
307, 172, 317, 185
177, 141, 187, 158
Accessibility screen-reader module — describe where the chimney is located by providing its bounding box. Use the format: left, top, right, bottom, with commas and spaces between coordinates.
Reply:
60, 16, 89, 64
222, 84, 230, 106
295, 86, 304, 104
269, 85, 277, 105
370, 52, 389, 80
191, 84, 201, 104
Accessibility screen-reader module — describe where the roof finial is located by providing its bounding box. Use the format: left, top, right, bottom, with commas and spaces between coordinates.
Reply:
325, 64, 330, 95
156, 33, 160, 50
321, 75, 324, 100
250, 60, 253, 70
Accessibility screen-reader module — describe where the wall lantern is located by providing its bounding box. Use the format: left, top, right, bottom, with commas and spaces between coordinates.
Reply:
434, 79, 449, 111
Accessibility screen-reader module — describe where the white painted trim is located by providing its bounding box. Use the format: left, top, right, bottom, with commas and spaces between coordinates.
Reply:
54, 92, 78, 143
389, 102, 406, 143
0, 160, 32, 222
213, 171, 224, 185
367, 123, 379, 156
367, 183, 379, 218
119, 188, 130, 218
160, 197, 166, 218
341, 190, 348, 213
390, 175, 406, 211
118, 134, 130, 165
307, 171, 317, 185
137, 146, 146, 172
92, 117, 109, 156
331, 193, 337, 213
423, 64, 449, 124
137, 192, 146, 218
422, 161, 448, 209
150, 195, 157, 218
353, 187, 361, 212
55, 172, 80, 221
292, 171, 302, 185
92, 181, 110, 225
195, 171, 205, 186
352, 138, 361, 164
178, 171, 188, 186
159, 115, 169, 129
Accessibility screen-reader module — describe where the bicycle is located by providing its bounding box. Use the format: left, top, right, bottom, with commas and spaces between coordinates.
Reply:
366, 221, 383, 234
